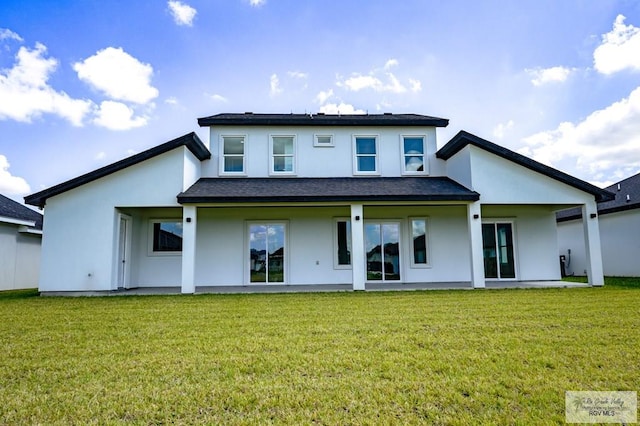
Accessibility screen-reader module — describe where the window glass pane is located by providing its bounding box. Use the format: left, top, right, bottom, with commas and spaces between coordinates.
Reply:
250, 225, 267, 283
273, 137, 293, 155
497, 224, 515, 278
404, 156, 424, 172
223, 137, 244, 155
316, 135, 332, 145
356, 137, 376, 154
224, 156, 244, 172
357, 156, 376, 172
365, 224, 382, 280
337, 220, 351, 265
273, 157, 294, 172
403, 137, 424, 154
153, 221, 183, 252
382, 224, 400, 280
267, 225, 285, 283
482, 224, 498, 279
412, 219, 427, 264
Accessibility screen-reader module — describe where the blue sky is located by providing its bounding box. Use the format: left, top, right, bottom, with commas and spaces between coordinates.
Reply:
1, 0, 639, 203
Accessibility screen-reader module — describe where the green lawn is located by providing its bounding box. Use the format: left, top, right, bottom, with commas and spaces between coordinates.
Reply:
1, 279, 638, 424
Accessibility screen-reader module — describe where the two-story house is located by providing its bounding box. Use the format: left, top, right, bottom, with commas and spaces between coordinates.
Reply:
25, 113, 613, 294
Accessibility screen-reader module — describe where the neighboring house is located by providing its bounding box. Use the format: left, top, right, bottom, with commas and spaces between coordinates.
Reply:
557, 172, 640, 277
25, 113, 613, 294
0, 194, 43, 290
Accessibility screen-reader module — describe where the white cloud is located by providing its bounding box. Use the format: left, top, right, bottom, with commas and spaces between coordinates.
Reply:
0, 155, 30, 196
95, 151, 106, 160
270, 73, 282, 96
0, 43, 93, 126
315, 89, 333, 104
337, 60, 415, 94
249, 0, 266, 6
209, 93, 228, 102
409, 78, 422, 92
93, 101, 148, 130
287, 71, 308, 79
168, 1, 197, 26
73, 47, 159, 104
594, 15, 640, 75
319, 102, 366, 115
0, 28, 23, 42
165, 97, 179, 105
522, 85, 640, 180
493, 120, 514, 139
527, 66, 573, 86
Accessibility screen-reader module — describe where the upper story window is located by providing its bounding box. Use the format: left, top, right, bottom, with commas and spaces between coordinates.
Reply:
221, 136, 245, 174
402, 136, 427, 174
314, 134, 334, 147
353, 135, 378, 175
270, 135, 296, 174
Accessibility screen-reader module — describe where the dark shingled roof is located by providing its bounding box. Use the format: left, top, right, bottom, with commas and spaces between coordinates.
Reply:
177, 177, 479, 204
0, 194, 43, 230
25, 133, 210, 208
198, 112, 449, 127
437, 130, 615, 203
557, 172, 640, 222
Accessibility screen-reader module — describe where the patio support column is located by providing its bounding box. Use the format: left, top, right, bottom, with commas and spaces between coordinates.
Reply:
350, 204, 366, 290
468, 201, 485, 288
582, 201, 604, 286
181, 205, 197, 294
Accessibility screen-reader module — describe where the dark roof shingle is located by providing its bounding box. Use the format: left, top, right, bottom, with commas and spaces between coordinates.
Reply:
198, 113, 449, 127
0, 194, 43, 230
177, 177, 479, 204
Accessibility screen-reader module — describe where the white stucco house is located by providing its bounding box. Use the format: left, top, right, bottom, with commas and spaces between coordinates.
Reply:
0, 194, 43, 290
557, 172, 640, 277
25, 113, 614, 294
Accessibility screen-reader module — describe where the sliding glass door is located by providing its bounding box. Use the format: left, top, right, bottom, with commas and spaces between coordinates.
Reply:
482, 222, 516, 279
365, 222, 401, 281
249, 223, 285, 284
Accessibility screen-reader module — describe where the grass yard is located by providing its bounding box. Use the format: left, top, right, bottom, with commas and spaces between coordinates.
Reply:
1, 279, 638, 424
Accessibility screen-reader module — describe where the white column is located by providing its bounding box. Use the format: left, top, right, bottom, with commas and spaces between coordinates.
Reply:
350, 204, 366, 291
181, 205, 197, 294
582, 201, 604, 286
467, 201, 485, 288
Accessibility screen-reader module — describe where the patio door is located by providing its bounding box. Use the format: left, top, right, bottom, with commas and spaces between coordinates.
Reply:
482, 222, 516, 279
365, 222, 401, 281
116, 214, 132, 289
249, 223, 286, 284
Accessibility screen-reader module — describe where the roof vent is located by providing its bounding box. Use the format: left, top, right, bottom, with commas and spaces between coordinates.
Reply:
384, 112, 393, 115
244, 111, 253, 115
617, 183, 621, 191
626, 194, 631, 202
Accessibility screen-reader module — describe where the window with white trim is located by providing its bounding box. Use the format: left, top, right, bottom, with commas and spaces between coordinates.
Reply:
410, 218, 429, 267
221, 136, 245, 174
353, 135, 378, 174
149, 220, 182, 255
314, 134, 334, 147
402, 136, 427, 174
334, 218, 352, 268
270, 135, 296, 174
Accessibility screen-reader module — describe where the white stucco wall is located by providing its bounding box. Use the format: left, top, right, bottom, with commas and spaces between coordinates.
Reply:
203, 126, 440, 178
39, 148, 199, 292
0, 223, 41, 290
558, 209, 640, 277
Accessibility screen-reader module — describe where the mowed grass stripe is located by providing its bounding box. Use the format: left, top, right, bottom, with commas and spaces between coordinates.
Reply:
0, 281, 638, 424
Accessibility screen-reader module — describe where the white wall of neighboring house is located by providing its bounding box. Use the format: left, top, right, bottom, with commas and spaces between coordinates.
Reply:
558, 209, 640, 277
38, 147, 200, 291
0, 222, 41, 290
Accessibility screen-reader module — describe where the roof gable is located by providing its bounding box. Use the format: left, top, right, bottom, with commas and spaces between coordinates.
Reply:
25, 132, 210, 208
0, 194, 43, 229
198, 112, 449, 127
437, 130, 614, 203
